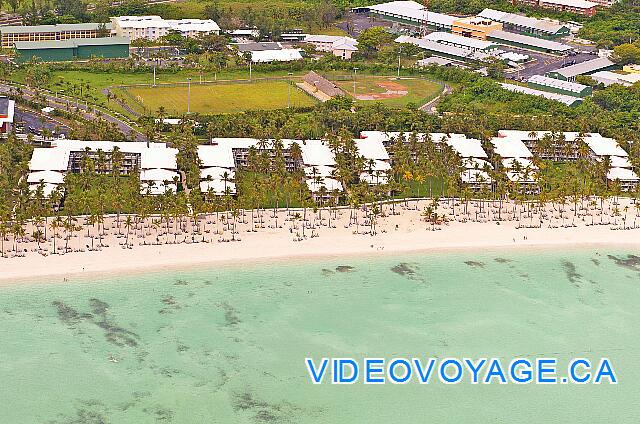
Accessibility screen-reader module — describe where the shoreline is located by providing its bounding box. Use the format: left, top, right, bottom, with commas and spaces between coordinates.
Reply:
1, 216, 639, 287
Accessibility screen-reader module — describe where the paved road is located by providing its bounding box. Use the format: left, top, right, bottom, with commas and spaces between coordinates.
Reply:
0, 83, 147, 142
13, 107, 70, 136
506, 50, 598, 80
420, 83, 452, 114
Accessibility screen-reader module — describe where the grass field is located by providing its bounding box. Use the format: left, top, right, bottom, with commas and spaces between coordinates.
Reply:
124, 79, 317, 115
333, 76, 443, 108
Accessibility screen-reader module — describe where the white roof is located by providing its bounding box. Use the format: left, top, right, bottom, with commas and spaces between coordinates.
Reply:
304, 165, 335, 178
461, 169, 491, 184
201, 167, 235, 180
488, 30, 572, 53
490, 136, 533, 158
250, 49, 303, 62
198, 145, 235, 169
540, 0, 597, 9
607, 167, 639, 181
583, 135, 628, 157
360, 172, 389, 185
141, 182, 177, 195
29, 182, 61, 197
528, 75, 588, 93
29, 148, 69, 171
478, 8, 566, 34
500, 83, 581, 106
140, 148, 178, 170
300, 140, 336, 166
395, 35, 474, 60
305, 35, 357, 45
590, 71, 640, 87
200, 179, 237, 195
166, 19, 220, 33
306, 177, 343, 193
502, 157, 535, 169
112, 15, 171, 29
355, 138, 390, 161
445, 137, 488, 159
463, 157, 492, 170
140, 168, 179, 182
27, 170, 65, 184
426, 32, 496, 50
550, 57, 614, 79
608, 156, 632, 168
367, 1, 457, 27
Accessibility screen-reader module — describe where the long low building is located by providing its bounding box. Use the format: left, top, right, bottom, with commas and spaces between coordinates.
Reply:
487, 30, 572, 54
14, 37, 130, 63
589, 71, 640, 87
0, 22, 112, 49
478, 8, 570, 39
499, 83, 583, 106
110, 16, 220, 41
425, 31, 499, 52
546, 57, 615, 81
354, 1, 457, 31
527, 75, 592, 97
395, 35, 489, 62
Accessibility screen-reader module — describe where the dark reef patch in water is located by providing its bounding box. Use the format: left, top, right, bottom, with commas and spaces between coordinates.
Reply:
464, 261, 485, 269
335, 266, 355, 273
591, 258, 601, 266
232, 392, 299, 423
52, 300, 92, 325
52, 299, 139, 347
607, 254, 640, 272
321, 269, 335, 276
561, 260, 582, 287
174, 279, 189, 286
391, 263, 426, 283
494, 258, 511, 264
159, 295, 181, 314
219, 302, 241, 326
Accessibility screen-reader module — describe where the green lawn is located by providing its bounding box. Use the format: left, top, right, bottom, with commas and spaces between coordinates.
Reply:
332, 76, 443, 108
124, 79, 317, 115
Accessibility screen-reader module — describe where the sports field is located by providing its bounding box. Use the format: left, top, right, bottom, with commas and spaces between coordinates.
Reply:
333, 76, 443, 108
124, 79, 317, 115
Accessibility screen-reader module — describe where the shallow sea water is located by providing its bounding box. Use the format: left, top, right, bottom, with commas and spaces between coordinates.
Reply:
1, 247, 640, 423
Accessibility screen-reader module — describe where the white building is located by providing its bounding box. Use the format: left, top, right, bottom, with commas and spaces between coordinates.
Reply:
28, 140, 179, 196
304, 35, 359, 59
0, 96, 15, 135
111, 16, 220, 41
589, 71, 640, 87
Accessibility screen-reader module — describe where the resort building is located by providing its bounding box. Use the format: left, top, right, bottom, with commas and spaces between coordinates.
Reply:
477, 9, 570, 39
0, 97, 15, 135
486, 30, 573, 55
14, 37, 130, 63
499, 83, 583, 106
545, 57, 615, 81
354, 1, 457, 32
198, 138, 342, 198
110, 16, 220, 41
425, 32, 499, 52
355, 137, 391, 185
304, 35, 358, 59
622, 64, 640, 74
489, 135, 538, 187
450, 17, 503, 40
0, 22, 112, 49
589, 71, 640, 87
527, 75, 592, 97
298, 71, 346, 102
27, 140, 179, 196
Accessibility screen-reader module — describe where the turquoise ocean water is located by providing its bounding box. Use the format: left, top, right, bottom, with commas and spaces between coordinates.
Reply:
1, 247, 639, 423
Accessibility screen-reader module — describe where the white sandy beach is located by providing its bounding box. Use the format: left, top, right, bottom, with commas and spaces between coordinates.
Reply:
1, 198, 639, 284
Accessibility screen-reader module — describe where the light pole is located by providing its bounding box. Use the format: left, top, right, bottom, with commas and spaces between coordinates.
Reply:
287, 72, 293, 108
249, 60, 252, 81
353, 67, 359, 98
397, 46, 402, 80
187, 77, 192, 114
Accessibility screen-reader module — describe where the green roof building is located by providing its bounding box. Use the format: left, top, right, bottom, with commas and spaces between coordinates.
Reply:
14, 37, 129, 63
